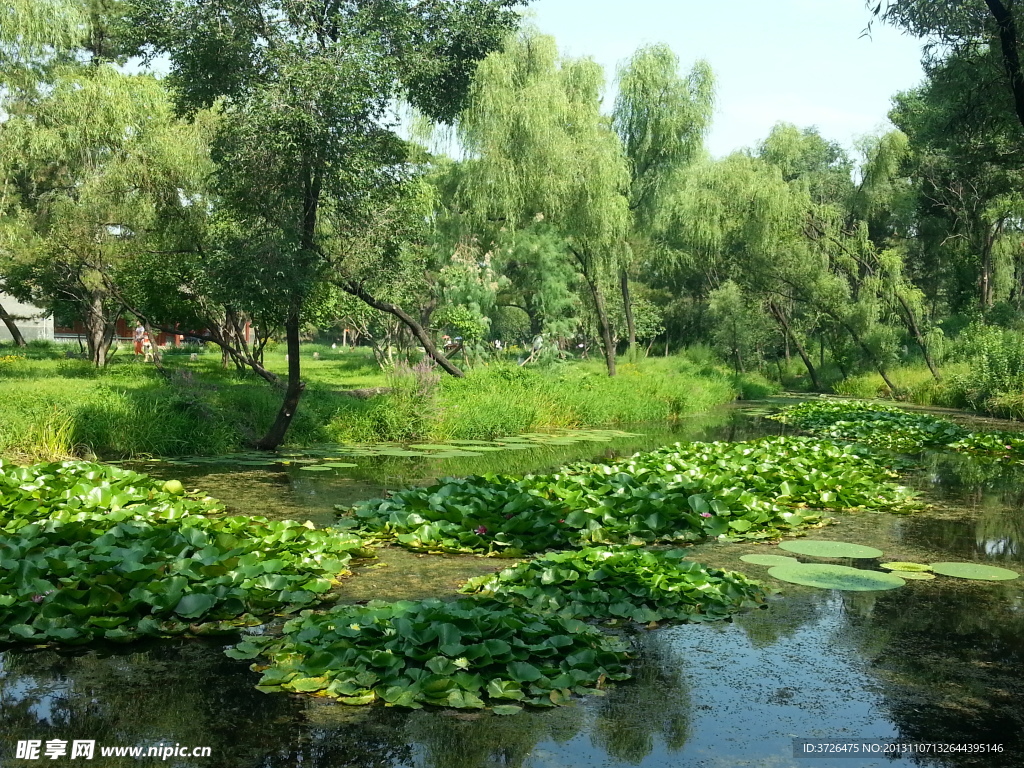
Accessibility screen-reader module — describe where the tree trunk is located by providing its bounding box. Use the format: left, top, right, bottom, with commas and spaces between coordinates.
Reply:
620, 267, 636, 360
839, 319, 897, 392
256, 311, 305, 450
894, 292, 940, 382
341, 281, 464, 377
83, 295, 117, 367
587, 275, 616, 377
984, 0, 1024, 131
768, 301, 822, 391
0, 302, 26, 347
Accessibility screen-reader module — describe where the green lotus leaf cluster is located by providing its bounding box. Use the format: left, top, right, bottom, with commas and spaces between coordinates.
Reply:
342, 436, 918, 555
771, 399, 1024, 460
0, 460, 373, 644
459, 547, 767, 624
227, 597, 631, 711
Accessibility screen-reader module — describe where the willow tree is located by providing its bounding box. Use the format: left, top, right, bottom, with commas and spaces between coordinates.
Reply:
456, 29, 629, 375
0, 66, 208, 366
612, 44, 714, 357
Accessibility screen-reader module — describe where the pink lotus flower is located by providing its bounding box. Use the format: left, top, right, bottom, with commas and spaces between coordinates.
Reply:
30, 594, 44, 603
700, 512, 713, 518
475, 525, 487, 535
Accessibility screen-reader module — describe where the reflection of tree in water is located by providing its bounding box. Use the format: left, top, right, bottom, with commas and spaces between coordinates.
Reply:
404, 704, 583, 768
900, 453, 1024, 563
588, 632, 690, 764
0, 641, 413, 768
856, 586, 1024, 768
733, 591, 829, 649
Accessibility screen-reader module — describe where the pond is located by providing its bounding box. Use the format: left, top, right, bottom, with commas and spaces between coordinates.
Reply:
1, 404, 1022, 767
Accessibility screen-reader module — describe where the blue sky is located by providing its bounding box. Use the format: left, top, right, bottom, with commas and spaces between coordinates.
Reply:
527, 0, 927, 157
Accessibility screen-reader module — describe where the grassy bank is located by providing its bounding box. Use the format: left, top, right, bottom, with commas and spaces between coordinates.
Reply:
0, 342, 773, 460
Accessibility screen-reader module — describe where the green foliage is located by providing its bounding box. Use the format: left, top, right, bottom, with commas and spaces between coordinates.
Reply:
771, 398, 1024, 460
460, 547, 766, 624
225, 597, 631, 710
0, 459, 372, 644
766, 563, 905, 591
344, 435, 918, 555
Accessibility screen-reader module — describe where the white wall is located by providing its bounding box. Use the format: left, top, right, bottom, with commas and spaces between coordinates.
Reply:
0, 292, 54, 343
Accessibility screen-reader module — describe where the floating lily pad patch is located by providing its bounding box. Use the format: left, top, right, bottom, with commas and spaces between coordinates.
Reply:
929, 562, 1020, 581
228, 597, 631, 710
739, 554, 801, 567
322, 463, 358, 468
896, 571, 935, 580
880, 562, 932, 572
767, 564, 905, 591
299, 465, 334, 471
778, 540, 883, 559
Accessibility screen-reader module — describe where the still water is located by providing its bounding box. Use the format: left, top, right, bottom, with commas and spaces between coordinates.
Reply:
1, 406, 1022, 767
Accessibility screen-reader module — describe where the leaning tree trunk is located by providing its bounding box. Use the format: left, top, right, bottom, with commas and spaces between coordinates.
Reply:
83, 295, 118, 367
620, 267, 636, 360
894, 292, 940, 382
341, 281, 464, 377
768, 300, 822, 391
0, 302, 26, 347
256, 310, 304, 450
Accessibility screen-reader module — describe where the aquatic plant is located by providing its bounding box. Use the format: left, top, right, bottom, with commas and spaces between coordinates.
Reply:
459, 547, 767, 624
778, 540, 884, 559
928, 562, 1020, 581
343, 436, 919, 555
766, 563, 905, 591
0, 460, 372, 644
225, 597, 632, 712
771, 399, 1024, 460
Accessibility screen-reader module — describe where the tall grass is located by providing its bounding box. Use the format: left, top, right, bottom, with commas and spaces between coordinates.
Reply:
0, 343, 754, 459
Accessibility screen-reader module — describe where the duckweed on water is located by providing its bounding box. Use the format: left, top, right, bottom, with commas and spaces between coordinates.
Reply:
459, 547, 767, 624
0, 460, 372, 644
225, 598, 632, 711
771, 399, 1024, 460
342, 436, 918, 555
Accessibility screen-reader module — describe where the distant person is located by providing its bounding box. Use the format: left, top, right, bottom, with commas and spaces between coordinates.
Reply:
133, 323, 145, 356
142, 332, 154, 363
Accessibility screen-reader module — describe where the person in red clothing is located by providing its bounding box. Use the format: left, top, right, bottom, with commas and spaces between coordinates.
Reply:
133, 323, 145, 356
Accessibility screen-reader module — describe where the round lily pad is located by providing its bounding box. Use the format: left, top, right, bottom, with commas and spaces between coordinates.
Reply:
896, 571, 935, 580
880, 561, 932, 572
299, 466, 334, 471
778, 540, 883, 559
321, 462, 358, 468
929, 562, 1020, 581
739, 554, 801, 567
767, 564, 905, 591
407, 444, 457, 450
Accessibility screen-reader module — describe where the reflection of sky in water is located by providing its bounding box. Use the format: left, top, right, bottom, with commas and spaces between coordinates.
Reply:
2, 405, 1023, 767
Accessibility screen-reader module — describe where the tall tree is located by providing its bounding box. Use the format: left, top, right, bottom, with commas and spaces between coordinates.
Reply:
613, 45, 714, 357
455, 28, 629, 375
128, 0, 524, 447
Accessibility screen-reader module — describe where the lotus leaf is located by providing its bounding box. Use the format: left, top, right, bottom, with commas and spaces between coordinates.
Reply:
770, 399, 1024, 462
767, 564, 905, 591
778, 540, 883, 559
880, 562, 932, 572
0, 460, 373, 645
322, 463, 358, 468
341, 436, 914, 555
739, 554, 801, 566
235, 598, 631, 710
929, 562, 1020, 581
461, 547, 766, 623
896, 571, 935, 580
299, 466, 334, 471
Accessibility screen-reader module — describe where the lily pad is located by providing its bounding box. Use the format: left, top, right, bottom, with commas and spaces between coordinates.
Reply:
896, 571, 935, 580
739, 554, 801, 567
430, 451, 485, 458
299, 466, 334, 472
929, 562, 1020, 581
767, 564, 905, 591
880, 561, 932, 572
322, 463, 358, 468
407, 445, 458, 450
778, 540, 883, 559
